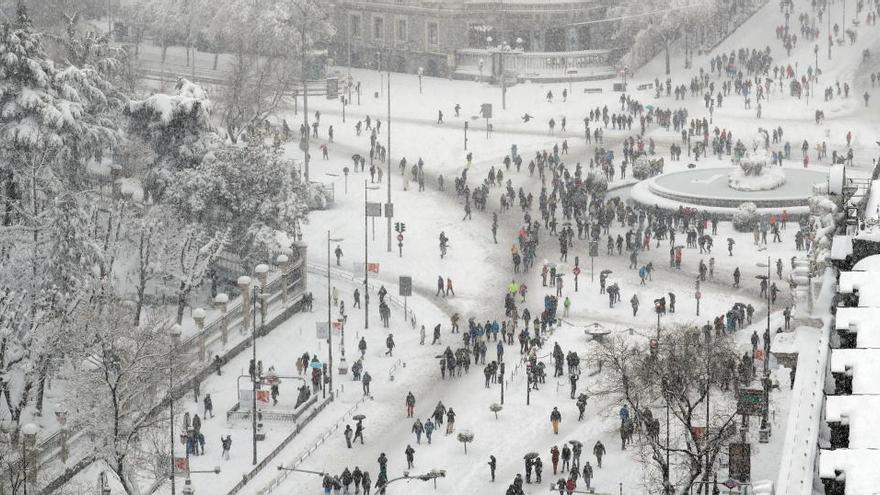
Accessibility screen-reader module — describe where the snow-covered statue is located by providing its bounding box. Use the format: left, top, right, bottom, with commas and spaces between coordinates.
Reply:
729, 128, 785, 191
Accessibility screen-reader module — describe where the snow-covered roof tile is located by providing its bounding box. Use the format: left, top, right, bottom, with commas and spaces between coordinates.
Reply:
838, 271, 880, 306
834, 307, 880, 348
829, 349, 880, 394
825, 395, 880, 448
819, 449, 880, 493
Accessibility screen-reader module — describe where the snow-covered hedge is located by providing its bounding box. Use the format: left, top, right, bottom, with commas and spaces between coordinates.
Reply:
732, 202, 760, 232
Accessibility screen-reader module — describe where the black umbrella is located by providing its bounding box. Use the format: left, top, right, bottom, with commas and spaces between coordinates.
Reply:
600, 269, 613, 276
568, 440, 583, 448
523, 452, 540, 460
353, 414, 366, 421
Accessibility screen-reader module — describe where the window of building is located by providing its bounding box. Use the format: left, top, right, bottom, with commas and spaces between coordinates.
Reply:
396, 18, 407, 42
373, 16, 385, 41
350, 14, 361, 38
427, 22, 439, 46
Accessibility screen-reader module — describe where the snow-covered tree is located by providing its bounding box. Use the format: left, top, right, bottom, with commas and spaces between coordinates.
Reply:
589, 326, 740, 494
160, 223, 226, 324
67, 303, 183, 495
165, 138, 308, 271
0, 6, 123, 423
127, 78, 219, 202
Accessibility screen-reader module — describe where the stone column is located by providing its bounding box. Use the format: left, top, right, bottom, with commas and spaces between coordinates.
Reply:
294, 241, 308, 292
213, 294, 229, 345
254, 264, 269, 324
192, 308, 207, 362
21, 423, 38, 486
276, 255, 290, 306
54, 408, 68, 463
237, 276, 252, 335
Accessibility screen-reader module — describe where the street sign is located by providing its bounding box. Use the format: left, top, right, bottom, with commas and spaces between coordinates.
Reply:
316, 322, 329, 339
695, 291, 702, 300
367, 263, 379, 273
728, 443, 751, 482
384, 203, 394, 218
173, 457, 189, 474
589, 241, 599, 257
573, 267, 581, 276
480, 103, 493, 119
397, 234, 404, 242
366, 202, 382, 217
399, 276, 412, 297
736, 389, 765, 416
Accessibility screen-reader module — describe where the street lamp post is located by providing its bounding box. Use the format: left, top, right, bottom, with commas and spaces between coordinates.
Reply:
327, 232, 344, 399
417, 67, 423, 94
364, 182, 380, 329
169, 323, 181, 495
386, 67, 392, 254
814, 44, 819, 76
757, 257, 772, 437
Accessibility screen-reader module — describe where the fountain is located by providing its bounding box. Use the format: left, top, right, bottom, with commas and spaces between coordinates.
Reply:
728, 129, 786, 192
628, 128, 829, 216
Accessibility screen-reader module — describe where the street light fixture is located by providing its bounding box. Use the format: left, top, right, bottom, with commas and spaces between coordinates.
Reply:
378, 469, 447, 491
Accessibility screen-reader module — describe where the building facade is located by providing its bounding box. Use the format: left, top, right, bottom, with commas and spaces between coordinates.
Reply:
330, 0, 611, 77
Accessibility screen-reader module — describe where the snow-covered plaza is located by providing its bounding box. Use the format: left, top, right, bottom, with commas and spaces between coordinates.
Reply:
1, 0, 879, 494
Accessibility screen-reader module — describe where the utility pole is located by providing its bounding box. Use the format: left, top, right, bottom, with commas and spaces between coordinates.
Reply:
300, 18, 311, 183
252, 287, 259, 466
386, 68, 393, 253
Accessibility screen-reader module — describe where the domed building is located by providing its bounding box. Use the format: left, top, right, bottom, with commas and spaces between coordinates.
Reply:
330, 0, 617, 81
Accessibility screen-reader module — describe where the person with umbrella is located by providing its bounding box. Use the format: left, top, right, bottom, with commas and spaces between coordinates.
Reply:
561, 444, 571, 471
570, 440, 583, 470
353, 416, 366, 444
524, 455, 534, 483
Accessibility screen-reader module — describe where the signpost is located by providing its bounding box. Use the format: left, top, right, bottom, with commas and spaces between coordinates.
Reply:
589, 241, 599, 282
366, 201, 382, 240
481, 103, 492, 139
736, 389, 765, 416
399, 275, 412, 315
394, 222, 406, 257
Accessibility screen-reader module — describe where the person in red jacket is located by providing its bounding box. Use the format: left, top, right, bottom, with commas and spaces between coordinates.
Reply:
446, 278, 455, 297
550, 446, 560, 474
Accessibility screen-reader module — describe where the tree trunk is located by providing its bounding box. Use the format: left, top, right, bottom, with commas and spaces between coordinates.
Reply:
665, 41, 671, 75
35, 355, 50, 416
176, 284, 187, 324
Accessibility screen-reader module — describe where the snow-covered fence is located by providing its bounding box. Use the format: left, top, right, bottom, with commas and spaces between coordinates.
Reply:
255, 396, 370, 495
226, 395, 335, 495
307, 263, 419, 328
30, 247, 311, 491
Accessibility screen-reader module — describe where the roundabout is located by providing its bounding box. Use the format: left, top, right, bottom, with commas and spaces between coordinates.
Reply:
630, 166, 828, 216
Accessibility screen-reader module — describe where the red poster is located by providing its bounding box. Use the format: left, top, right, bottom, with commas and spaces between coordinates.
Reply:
174, 457, 189, 473
256, 389, 270, 404
367, 263, 380, 273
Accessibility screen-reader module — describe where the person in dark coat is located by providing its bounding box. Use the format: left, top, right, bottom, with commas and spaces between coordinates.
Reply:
488, 455, 497, 481
534, 457, 543, 483
405, 445, 415, 469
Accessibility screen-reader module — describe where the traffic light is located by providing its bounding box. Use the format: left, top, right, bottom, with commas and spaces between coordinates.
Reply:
400, 222, 406, 233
